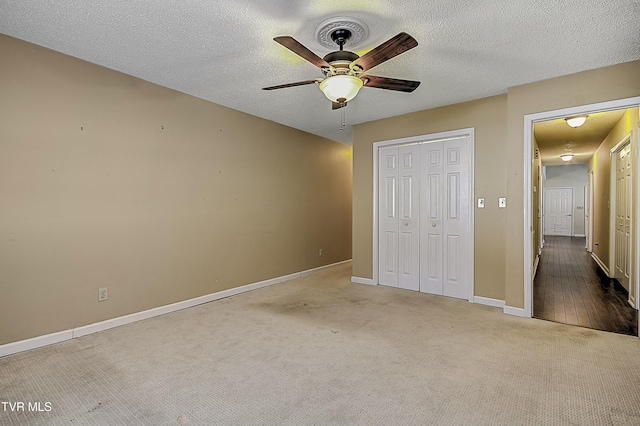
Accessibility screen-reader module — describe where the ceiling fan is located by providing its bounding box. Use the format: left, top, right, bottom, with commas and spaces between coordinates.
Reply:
262, 29, 420, 110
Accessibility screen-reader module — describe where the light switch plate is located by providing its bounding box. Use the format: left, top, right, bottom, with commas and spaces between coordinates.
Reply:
477, 198, 485, 208
499, 197, 507, 208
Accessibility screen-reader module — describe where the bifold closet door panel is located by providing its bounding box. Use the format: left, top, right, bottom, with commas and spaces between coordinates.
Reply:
397, 145, 420, 291
378, 147, 399, 287
441, 137, 471, 300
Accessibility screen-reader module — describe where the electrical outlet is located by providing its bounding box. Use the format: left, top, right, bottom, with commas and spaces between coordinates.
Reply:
319, 248, 323, 257
98, 287, 108, 302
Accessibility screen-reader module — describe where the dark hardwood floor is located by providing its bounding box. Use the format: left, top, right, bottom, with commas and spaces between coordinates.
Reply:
533, 236, 638, 336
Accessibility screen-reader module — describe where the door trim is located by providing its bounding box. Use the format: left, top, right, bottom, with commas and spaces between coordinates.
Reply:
635, 124, 640, 309
586, 171, 594, 252
372, 128, 475, 301
523, 97, 640, 320
538, 164, 544, 255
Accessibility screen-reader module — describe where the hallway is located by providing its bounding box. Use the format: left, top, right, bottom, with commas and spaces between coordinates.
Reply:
533, 236, 638, 336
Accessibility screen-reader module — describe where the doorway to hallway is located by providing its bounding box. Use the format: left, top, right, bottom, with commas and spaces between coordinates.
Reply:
524, 97, 640, 337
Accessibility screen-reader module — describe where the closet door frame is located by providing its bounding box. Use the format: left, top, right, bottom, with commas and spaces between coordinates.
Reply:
372, 128, 475, 302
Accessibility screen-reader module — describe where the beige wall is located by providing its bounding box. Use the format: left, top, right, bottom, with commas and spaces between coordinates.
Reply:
353, 95, 508, 300
588, 108, 639, 296
353, 60, 640, 310
0, 35, 353, 345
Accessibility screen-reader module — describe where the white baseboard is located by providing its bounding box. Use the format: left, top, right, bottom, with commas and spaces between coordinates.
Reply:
0, 330, 74, 359
351, 276, 375, 285
591, 253, 609, 276
301, 259, 351, 277
473, 296, 505, 308
504, 305, 527, 317
574, 234, 586, 237
0, 260, 351, 358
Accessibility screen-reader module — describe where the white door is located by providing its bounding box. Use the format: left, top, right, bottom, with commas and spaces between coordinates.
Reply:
614, 143, 631, 290
420, 142, 443, 294
378, 145, 420, 290
398, 145, 421, 291
378, 136, 471, 300
378, 148, 399, 287
544, 188, 573, 236
420, 138, 471, 299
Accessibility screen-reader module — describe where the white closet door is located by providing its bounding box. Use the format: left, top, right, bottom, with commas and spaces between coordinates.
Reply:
378, 148, 399, 287
420, 142, 444, 294
397, 145, 420, 291
378, 136, 471, 300
419, 137, 471, 299
441, 138, 471, 299
378, 145, 421, 290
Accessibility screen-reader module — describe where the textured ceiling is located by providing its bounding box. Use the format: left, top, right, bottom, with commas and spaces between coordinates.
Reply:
1, 0, 639, 145
534, 110, 626, 165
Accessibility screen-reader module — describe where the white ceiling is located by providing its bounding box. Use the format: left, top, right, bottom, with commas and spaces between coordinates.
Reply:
1, 1, 639, 145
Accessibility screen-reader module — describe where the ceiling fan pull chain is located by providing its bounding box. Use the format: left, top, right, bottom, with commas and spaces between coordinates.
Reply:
340, 105, 346, 131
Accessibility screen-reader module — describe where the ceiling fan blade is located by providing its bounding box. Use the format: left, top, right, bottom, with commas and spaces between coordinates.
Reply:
362, 75, 420, 92
353, 32, 418, 72
332, 101, 347, 110
262, 79, 322, 91
274, 36, 330, 68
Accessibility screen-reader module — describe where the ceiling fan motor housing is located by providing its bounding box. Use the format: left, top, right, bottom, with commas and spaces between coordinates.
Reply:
322, 50, 360, 76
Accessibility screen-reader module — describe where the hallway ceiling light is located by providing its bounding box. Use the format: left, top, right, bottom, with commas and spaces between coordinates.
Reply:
565, 115, 588, 128
560, 154, 574, 161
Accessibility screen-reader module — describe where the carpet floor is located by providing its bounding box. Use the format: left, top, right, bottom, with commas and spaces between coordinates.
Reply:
1, 262, 640, 425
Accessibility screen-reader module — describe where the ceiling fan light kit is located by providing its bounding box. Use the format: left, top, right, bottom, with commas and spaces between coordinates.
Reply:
263, 18, 420, 110
319, 75, 363, 103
